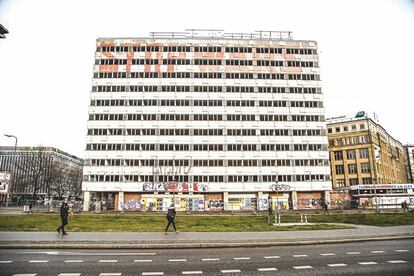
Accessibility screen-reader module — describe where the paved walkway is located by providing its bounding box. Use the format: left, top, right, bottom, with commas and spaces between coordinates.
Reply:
1, 224, 414, 248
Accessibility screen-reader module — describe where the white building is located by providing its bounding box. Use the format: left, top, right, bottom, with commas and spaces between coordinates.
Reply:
83, 30, 331, 212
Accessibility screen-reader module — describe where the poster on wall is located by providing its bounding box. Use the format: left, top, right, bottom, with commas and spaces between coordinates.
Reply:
142, 182, 208, 192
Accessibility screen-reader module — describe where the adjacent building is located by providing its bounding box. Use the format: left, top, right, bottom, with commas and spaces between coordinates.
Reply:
327, 112, 407, 189
83, 30, 331, 212
404, 145, 414, 183
0, 146, 83, 203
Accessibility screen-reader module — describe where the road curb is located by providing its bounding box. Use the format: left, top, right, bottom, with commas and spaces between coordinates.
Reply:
1, 234, 414, 249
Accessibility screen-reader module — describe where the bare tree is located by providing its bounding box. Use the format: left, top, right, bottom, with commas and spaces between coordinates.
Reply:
68, 166, 83, 198
15, 147, 52, 200
49, 160, 72, 200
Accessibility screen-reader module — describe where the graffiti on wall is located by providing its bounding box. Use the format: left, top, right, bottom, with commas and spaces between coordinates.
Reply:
142, 182, 207, 192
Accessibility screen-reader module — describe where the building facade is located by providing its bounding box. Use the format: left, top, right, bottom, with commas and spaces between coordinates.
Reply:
327, 112, 407, 190
83, 30, 331, 212
404, 145, 414, 183
0, 146, 83, 203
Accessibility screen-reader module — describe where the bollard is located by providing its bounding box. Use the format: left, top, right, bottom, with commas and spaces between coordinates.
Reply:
278, 214, 281, 224
300, 213, 303, 224
305, 214, 308, 224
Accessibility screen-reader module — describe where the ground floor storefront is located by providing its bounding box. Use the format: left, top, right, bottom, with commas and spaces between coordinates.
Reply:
83, 190, 331, 212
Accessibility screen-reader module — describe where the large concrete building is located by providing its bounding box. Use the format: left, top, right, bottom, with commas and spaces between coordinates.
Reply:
327, 112, 407, 190
83, 30, 331, 212
404, 145, 414, 183
0, 146, 83, 203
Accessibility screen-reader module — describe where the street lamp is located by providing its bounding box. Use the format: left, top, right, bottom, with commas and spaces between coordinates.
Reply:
269, 181, 290, 224
4, 134, 18, 207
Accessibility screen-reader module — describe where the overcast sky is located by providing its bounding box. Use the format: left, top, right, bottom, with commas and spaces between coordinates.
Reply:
0, 0, 413, 158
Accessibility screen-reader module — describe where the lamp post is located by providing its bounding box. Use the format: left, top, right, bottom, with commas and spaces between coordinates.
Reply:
269, 181, 290, 224
4, 134, 17, 208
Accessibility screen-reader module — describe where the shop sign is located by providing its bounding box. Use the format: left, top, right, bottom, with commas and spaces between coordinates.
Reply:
353, 184, 414, 190
142, 182, 208, 192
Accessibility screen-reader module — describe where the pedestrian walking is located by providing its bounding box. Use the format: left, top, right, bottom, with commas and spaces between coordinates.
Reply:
57, 198, 70, 235
322, 201, 329, 215
28, 202, 33, 214
401, 201, 405, 212
268, 197, 273, 216
403, 200, 409, 212
164, 203, 178, 234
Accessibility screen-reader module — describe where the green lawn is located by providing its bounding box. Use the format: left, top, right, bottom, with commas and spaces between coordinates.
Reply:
0, 212, 412, 232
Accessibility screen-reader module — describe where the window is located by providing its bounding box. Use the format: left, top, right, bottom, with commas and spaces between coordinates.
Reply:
334, 151, 343, 160
349, 178, 358, 185
361, 162, 371, 173
360, 124, 365, 130
359, 148, 369, 159
328, 128, 332, 134
362, 177, 372, 184
346, 149, 356, 160
351, 125, 357, 131
335, 127, 340, 133
343, 126, 348, 132
348, 163, 357, 174
336, 179, 345, 187
335, 165, 344, 175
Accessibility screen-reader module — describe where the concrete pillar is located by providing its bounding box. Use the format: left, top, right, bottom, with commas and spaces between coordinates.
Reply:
257, 191, 263, 210
83, 191, 90, 212
324, 190, 331, 205
118, 191, 124, 211
223, 192, 229, 211
291, 191, 298, 210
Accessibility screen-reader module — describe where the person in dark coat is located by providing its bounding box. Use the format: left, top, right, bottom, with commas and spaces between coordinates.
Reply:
164, 203, 178, 234
57, 198, 70, 235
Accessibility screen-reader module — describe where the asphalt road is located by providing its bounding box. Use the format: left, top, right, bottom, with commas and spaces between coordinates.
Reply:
0, 240, 413, 276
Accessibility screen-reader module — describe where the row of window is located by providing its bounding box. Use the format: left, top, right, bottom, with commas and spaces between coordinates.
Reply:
87, 173, 328, 183
333, 148, 370, 160
335, 177, 373, 187
85, 143, 327, 151
97, 58, 317, 68
88, 113, 325, 122
335, 163, 371, 175
329, 135, 369, 147
89, 158, 329, 167
92, 85, 321, 94
90, 99, 322, 108
94, 72, 320, 80
87, 128, 325, 137
97, 46, 317, 55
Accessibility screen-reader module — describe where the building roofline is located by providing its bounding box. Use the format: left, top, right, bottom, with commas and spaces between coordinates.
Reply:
0, 146, 83, 162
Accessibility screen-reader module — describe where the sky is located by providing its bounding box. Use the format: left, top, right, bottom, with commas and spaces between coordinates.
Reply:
0, 0, 413, 158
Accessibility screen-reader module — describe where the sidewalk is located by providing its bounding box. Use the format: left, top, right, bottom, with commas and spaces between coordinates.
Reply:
1, 224, 414, 249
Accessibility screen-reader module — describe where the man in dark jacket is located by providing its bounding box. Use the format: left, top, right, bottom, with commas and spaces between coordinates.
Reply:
57, 198, 70, 235
164, 203, 178, 234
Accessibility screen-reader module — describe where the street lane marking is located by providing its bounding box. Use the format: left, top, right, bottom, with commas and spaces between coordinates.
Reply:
64, 260, 84, 263
327, 263, 347, 267
234, 257, 250, 260
257, 268, 277, 271
58, 274, 81, 276
358, 262, 377, 265
0, 261, 13, 263
182, 271, 203, 275
264, 256, 280, 259
221, 270, 241, 273
387, 260, 407, 264
29, 260, 49, 263
202, 258, 220, 261
135, 259, 153, 262
293, 255, 308, 257
99, 260, 118, 263
99, 274, 122, 276
395, 250, 409, 252
169, 259, 187, 262
346, 252, 360, 255
142, 273, 164, 276
12, 275, 37, 276
320, 253, 335, 256
293, 266, 312, 269
371, 250, 385, 253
